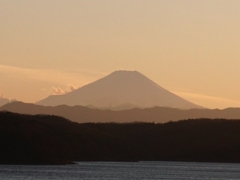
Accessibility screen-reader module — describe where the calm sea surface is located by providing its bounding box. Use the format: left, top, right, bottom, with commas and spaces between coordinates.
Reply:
1, 161, 240, 179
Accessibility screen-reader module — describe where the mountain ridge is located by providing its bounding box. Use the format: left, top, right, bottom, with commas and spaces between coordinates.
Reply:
1, 101, 240, 124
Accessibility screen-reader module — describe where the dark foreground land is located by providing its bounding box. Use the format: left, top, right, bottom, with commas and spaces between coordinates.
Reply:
1, 111, 240, 165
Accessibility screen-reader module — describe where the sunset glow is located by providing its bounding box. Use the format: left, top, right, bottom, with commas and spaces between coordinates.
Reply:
1, 0, 240, 109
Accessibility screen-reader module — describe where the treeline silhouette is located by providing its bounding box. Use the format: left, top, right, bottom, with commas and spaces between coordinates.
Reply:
1, 111, 240, 164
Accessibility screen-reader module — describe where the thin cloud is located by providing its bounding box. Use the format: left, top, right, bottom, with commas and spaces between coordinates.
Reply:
68, 84, 78, 92
52, 87, 65, 95
51, 84, 78, 95
0, 64, 102, 86
174, 91, 240, 109
0, 64, 105, 102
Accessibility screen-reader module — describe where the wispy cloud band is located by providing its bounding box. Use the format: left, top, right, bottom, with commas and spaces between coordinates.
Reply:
174, 91, 240, 109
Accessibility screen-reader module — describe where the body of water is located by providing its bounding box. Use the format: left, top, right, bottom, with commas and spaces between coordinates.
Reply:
1, 161, 240, 179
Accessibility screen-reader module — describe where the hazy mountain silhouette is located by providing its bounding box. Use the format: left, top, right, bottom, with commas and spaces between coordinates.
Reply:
2, 101, 240, 123
36, 70, 202, 109
0, 97, 15, 107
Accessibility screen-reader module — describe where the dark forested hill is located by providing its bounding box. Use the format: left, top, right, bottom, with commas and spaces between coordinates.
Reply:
1, 111, 240, 164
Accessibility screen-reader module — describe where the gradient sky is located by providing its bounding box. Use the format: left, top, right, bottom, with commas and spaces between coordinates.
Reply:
1, 0, 240, 109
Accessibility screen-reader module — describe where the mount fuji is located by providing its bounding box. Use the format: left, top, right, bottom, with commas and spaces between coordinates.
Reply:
36, 70, 203, 109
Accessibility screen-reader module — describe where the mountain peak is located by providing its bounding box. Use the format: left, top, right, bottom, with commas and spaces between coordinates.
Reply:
111, 70, 139, 73
103, 70, 151, 84
36, 70, 203, 109
108, 70, 143, 77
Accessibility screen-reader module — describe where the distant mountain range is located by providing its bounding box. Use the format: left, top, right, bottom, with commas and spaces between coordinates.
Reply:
36, 70, 203, 109
1, 101, 240, 123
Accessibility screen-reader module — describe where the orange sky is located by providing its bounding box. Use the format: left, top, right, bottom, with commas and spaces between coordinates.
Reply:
1, 0, 240, 109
